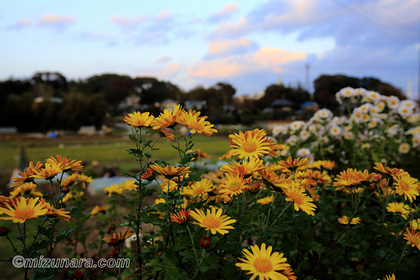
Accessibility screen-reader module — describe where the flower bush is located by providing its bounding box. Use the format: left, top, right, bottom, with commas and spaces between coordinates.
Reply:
1, 98, 419, 280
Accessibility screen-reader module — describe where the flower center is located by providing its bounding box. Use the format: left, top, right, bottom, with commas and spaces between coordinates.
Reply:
229, 181, 241, 192
400, 180, 408, 191
254, 258, 272, 273
14, 208, 35, 220
289, 191, 304, 205
202, 216, 221, 229
243, 141, 257, 153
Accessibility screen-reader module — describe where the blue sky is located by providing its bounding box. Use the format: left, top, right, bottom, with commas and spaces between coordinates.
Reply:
1, 0, 419, 99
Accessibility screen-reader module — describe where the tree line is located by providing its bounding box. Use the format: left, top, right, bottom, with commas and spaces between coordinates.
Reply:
0, 72, 405, 132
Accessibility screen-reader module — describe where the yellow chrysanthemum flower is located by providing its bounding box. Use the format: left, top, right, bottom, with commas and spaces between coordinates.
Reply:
152, 104, 183, 130
124, 111, 155, 127
32, 162, 64, 180
177, 109, 217, 136
47, 155, 83, 172
229, 129, 272, 160
374, 162, 404, 177
0, 197, 48, 223
278, 157, 310, 173
220, 157, 265, 177
218, 173, 248, 197
236, 243, 292, 280
9, 182, 42, 198
338, 215, 361, 225
392, 172, 419, 203
284, 181, 317, 216
333, 168, 373, 193
386, 202, 411, 219
39, 199, 71, 222
150, 164, 190, 179
190, 207, 236, 235
257, 196, 274, 205
182, 178, 214, 198
90, 205, 110, 216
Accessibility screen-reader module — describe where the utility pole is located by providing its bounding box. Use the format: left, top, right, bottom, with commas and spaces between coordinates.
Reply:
305, 63, 310, 93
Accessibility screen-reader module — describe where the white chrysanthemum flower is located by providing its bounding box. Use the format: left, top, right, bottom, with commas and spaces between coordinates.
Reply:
329, 125, 342, 137
387, 96, 400, 109
400, 100, 417, 109
386, 125, 399, 137
408, 113, 420, 124
289, 121, 305, 131
361, 143, 370, 149
354, 88, 366, 97
308, 124, 317, 133
406, 126, 420, 135
286, 135, 298, 145
359, 103, 372, 114
398, 143, 410, 154
314, 109, 333, 121
336, 87, 355, 103
322, 136, 329, 144
398, 105, 413, 118
272, 126, 282, 137
374, 102, 386, 113
412, 133, 420, 148
362, 91, 381, 103
352, 108, 364, 123
297, 148, 312, 158
299, 130, 311, 141
344, 131, 354, 140
368, 117, 383, 129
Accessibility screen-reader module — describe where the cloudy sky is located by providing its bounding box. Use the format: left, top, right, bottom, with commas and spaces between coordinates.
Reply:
1, 0, 419, 99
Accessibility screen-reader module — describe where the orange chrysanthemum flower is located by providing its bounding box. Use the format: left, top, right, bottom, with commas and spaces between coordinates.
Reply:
218, 173, 248, 197
124, 111, 155, 127
333, 168, 373, 193
10, 161, 43, 189
374, 162, 404, 177
0, 197, 48, 223
47, 155, 83, 172
190, 207, 236, 235
152, 104, 183, 130
158, 128, 175, 140
39, 199, 71, 222
229, 129, 272, 160
403, 228, 420, 250
220, 157, 265, 177
258, 167, 292, 191
150, 164, 191, 179
236, 243, 292, 280
393, 172, 419, 203
103, 227, 135, 244
178, 110, 217, 136
284, 181, 317, 216
278, 157, 310, 173
170, 209, 191, 224
32, 162, 64, 180
245, 179, 263, 193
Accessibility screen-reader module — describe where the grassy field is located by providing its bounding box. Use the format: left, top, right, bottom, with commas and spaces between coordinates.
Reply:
0, 134, 231, 172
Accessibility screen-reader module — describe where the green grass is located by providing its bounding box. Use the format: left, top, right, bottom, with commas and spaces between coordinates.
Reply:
0, 135, 231, 171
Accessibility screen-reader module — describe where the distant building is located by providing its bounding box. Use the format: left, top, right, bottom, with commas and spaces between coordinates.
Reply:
185, 100, 206, 111
159, 99, 178, 111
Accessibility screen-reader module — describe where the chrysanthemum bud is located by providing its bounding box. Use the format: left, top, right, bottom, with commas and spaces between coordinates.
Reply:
60, 185, 70, 193
0, 226, 9, 236
74, 269, 83, 279
200, 236, 211, 249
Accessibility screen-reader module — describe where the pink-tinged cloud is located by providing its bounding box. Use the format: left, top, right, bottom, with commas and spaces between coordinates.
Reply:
157, 11, 172, 21
39, 14, 75, 25
110, 16, 145, 27
208, 3, 239, 23
209, 17, 252, 38
188, 47, 306, 79
160, 63, 181, 78
206, 38, 258, 58
155, 55, 172, 63
10, 19, 32, 29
